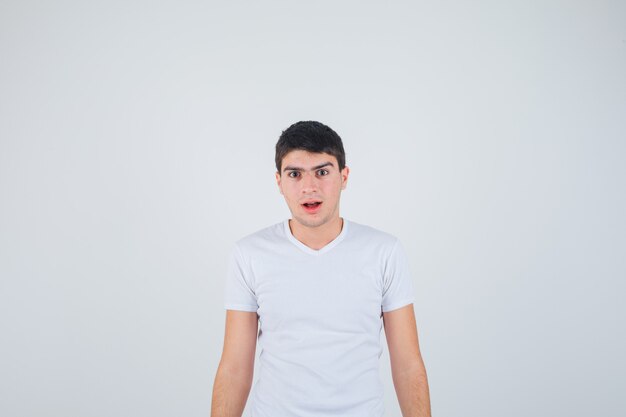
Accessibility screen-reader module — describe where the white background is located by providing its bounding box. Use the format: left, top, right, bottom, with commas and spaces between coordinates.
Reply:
1, 1, 624, 416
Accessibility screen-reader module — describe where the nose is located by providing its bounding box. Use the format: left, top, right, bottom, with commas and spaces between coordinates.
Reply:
300, 171, 318, 194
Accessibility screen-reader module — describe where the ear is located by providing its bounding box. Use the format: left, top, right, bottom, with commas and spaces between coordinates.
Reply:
275, 171, 283, 194
341, 166, 350, 190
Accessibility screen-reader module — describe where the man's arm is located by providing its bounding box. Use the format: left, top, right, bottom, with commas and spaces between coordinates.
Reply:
211, 310, 258, 417
383, 303, 432, 417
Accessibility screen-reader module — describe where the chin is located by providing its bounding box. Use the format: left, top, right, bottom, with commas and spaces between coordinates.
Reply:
293, 214, 327, 228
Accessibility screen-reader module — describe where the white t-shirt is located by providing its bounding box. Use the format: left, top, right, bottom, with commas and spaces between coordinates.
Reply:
223, 217, 415, 417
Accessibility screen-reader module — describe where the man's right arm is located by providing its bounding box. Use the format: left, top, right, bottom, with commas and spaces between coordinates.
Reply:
211, 310, 259, 417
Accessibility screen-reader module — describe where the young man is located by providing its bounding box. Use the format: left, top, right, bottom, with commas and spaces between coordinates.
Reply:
211, 121, 431, 417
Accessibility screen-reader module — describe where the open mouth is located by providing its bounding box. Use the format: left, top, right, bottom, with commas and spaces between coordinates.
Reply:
302, 201, 322, 212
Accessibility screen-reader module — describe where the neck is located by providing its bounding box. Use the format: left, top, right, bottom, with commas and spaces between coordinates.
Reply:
288, 216, 344, 251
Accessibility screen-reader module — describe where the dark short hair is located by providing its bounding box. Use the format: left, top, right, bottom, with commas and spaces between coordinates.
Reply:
275, 121, 346, 173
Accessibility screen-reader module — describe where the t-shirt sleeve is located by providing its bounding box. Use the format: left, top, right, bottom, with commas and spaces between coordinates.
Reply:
381, 238, 415, 313
223, 243, 259, 312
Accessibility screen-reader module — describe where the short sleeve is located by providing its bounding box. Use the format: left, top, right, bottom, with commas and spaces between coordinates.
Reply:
381, 238, 415, 313
223, 243, 259, 312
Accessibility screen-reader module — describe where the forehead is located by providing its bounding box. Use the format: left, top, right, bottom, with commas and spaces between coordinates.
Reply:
282, 150, 337, 167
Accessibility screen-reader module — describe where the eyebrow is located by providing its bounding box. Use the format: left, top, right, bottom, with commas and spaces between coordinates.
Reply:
283, 161, 334, 173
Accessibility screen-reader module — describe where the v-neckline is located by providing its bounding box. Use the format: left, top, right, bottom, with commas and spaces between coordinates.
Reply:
283, 217, 349, 256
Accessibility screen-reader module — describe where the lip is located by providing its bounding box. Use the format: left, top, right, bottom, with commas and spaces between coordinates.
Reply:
301, 201, 322, 214
301, 199, 322, 204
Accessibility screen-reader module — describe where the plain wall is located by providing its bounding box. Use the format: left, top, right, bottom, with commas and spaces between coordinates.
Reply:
1, 1, 624, 416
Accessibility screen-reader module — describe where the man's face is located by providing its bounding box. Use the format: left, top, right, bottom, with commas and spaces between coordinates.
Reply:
275, 150, 349, 229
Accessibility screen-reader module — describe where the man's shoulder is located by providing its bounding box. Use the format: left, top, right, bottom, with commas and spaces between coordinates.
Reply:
346, 219, 399, 246
234, 219, 285, 252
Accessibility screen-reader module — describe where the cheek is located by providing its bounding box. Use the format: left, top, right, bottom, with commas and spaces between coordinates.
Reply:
324, 182, 341, 194
283, 189, 299, 202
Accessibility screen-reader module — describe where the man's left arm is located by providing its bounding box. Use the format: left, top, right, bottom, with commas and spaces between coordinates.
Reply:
383, 303, 432, 417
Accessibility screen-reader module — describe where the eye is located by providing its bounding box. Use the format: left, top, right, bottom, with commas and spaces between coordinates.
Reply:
288, 171, 299, 178
317, 169, 329, 176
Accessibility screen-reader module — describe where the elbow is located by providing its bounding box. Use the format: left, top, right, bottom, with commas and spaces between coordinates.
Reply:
391, 357, 427, 379
217, 360, 254, 383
